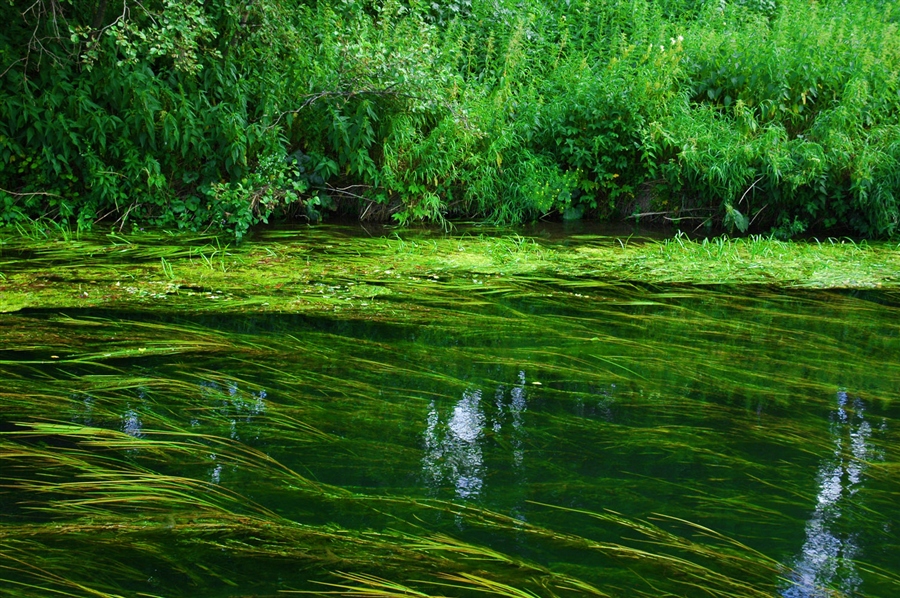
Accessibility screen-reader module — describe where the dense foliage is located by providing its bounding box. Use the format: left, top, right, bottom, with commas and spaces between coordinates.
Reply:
1, 0, 899, 237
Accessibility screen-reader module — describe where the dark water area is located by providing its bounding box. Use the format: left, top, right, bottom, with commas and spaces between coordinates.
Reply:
1, 265, 899, 596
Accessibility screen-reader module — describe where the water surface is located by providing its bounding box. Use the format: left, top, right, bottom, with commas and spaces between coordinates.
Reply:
1, 230, 898, 597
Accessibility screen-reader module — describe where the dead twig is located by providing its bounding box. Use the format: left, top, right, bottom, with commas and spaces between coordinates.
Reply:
268, 84, 415, 130
739, 176, 764, 206
0, 187, 60, 198
748, 204, 768, 227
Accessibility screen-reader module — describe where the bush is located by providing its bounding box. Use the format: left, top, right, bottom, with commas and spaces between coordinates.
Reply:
1, 0, 898, 237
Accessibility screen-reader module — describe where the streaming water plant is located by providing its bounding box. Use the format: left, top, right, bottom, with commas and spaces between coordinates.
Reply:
1, 226, 899, 597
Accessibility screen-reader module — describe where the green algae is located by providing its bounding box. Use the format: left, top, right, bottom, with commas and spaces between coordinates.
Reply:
1, 226, 898, 315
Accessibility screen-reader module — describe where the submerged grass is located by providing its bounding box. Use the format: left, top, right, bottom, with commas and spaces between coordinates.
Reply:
1, 226, 899, 314
1, 226, 899, 596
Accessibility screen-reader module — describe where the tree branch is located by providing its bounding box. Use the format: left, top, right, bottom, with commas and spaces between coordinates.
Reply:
0, 187, 60, 197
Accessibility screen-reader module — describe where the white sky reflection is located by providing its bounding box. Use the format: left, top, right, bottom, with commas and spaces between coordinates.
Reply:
423, 388, 485, 499
423, 372, 529, 500
781, 390, 884, 598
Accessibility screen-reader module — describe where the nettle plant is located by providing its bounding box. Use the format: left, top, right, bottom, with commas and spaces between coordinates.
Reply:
0, 0, 897, 237
677, 0, 900, 236
0, 0, 395, 236
0, 0, 300, 235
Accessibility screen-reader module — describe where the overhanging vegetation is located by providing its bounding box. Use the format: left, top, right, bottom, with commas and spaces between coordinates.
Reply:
1, 0, 898, 237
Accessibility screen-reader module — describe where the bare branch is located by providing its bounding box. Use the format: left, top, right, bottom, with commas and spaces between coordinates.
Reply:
749, 204, 768, 227
739, 176, 763, 206
268, 84, 416, 130
0, 57, 28, 79
0, 187, 61, 198
322, 184, 371, 201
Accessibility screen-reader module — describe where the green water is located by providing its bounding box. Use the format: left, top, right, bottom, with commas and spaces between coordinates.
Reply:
1, 229, 899, 597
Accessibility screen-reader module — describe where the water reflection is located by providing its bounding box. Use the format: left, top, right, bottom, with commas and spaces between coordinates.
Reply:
573, 382, 617, 422
782, 391, 886, 598
423, 388, 485, 499
198, 380, 268, 484
199, 380, 268, 442
422, 372, 528, 501
69, 379, 268, 484
73, 393, 96, 426
121, 407, 144, 439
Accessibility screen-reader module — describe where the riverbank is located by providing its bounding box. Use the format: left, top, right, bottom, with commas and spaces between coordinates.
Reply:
3, 0, 899, 238
2, 226, 898, 314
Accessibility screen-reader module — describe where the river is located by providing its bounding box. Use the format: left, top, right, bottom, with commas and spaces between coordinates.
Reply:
1, 226, 898, 597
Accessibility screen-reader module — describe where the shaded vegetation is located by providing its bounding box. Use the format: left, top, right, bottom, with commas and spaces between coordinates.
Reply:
1, 0, 899, 237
